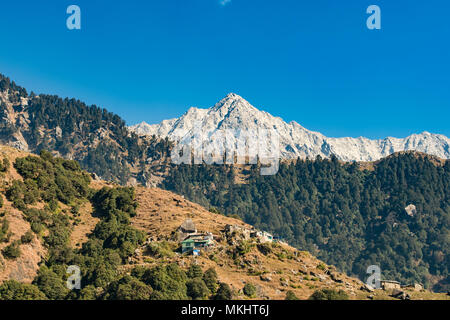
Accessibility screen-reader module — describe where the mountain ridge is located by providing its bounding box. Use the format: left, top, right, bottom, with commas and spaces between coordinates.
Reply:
130, 93, 450, 162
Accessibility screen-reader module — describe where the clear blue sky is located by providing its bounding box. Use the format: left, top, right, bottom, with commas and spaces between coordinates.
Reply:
0, 0, 448, 138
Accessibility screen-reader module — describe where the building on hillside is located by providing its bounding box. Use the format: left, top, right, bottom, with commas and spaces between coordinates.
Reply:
224, 224, 274, 243
402, 283, 423, 291
178, 219, 197, 241
224, 224, 252, 240
381, 280, 401, 290
250, 231, 273, 243
181, 233, 214, 254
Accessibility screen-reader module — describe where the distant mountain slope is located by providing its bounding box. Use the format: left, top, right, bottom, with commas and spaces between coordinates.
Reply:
0, 73, 171, 185
130, 93, 450, 161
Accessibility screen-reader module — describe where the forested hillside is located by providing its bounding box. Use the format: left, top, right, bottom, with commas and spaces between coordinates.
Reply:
0, 74, 171, 185
0, 150, 236, 300
2, 148, 398, 301
1, 73, 448, 293
162, 153, 450, 291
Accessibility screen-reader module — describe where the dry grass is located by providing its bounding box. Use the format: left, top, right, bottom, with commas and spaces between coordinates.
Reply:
0, 197, 46, 284
0, 145, 447, 300
129, 187, 367, 300
132, 186, 249, 238
69, 201, 99, 249
128, 185, 449, 300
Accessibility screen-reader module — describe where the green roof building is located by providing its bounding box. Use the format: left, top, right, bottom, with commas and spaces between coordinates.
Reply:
181, 234, 214, 253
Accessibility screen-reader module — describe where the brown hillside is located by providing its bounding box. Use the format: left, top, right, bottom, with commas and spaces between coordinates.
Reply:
127, 187, 449, 300
0, 145, 448, 300
0, 146, 46, 283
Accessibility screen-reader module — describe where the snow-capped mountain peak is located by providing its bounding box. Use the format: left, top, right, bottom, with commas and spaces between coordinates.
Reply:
129, 94, 450, 161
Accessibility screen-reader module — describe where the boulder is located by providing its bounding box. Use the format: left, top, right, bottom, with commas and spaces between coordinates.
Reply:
391, 289, 410, 300
298, 268, 308, 275
361, 284, 375, 292
318, 274, 327, 282
328, 271, 341, 282
280, 279, 289, 287
260, 275, 272, 282
91, 172, 101, 181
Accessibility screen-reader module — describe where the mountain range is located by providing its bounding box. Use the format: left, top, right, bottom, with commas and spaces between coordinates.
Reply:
130, 93, 450, 162
0, 73, 448, 293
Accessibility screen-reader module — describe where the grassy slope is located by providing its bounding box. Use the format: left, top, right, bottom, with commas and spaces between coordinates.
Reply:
0, 145, 448, 300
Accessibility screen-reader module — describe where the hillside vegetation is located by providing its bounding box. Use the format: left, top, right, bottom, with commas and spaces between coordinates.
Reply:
0, 147, 362, 300
1, 147, 446, 300
162, 153, 450, 291
0, 73, 171, 186
1, 73, 448, 294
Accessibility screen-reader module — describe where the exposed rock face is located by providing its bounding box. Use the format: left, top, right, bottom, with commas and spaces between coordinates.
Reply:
130, 93, 450, 162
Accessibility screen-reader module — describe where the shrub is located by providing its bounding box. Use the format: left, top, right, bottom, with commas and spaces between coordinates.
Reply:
186, 278, 210, 300
33, 266, 69, 300
285, 290, 299, 300
187, 264, 203, 279
143, 265, 188, 300
20, 230, 34, 244
2, 241, 21, 259
0, 158, 10, 172
257, 243, 272, 255
209, 207, 223, 215
146, 241, 175, 258
6, 180, 25, 208
308, 289, 349, 300
202, 268, 218, 294
317, 263, 326, 271
131, 266, 148, 280
166, 263, 187, 283
77, 285, 98, 300
214, 283, 233, 300
227, 213, 242, 221
233, 240, 253, 258
243, 283, 257, 298
106, 275, 152, 300
0, 280, 46, 300
31, 222, 45, 234
0, 218, 11, 242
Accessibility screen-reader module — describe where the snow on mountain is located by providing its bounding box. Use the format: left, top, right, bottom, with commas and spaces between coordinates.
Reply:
129, 93, 450, 162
